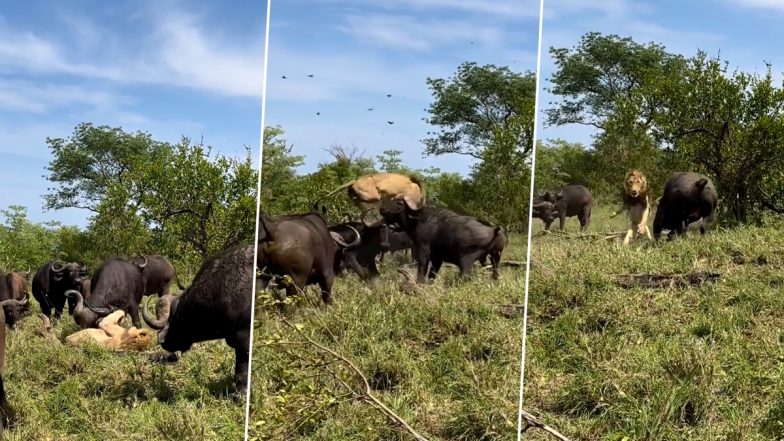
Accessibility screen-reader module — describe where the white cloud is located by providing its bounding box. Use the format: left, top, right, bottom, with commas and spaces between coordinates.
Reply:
0, 7, 264, 100
730, 0, 784, 11
309, 0, 540, 18
338, 14, 503, 51
0, 79, 130, 113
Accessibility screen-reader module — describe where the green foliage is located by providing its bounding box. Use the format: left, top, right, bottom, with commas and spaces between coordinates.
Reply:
42, 123, 258, 273
0, 207, 88, 271
545, 32, 784, 222
424, 62, 536, 159
547, 32, 684, 130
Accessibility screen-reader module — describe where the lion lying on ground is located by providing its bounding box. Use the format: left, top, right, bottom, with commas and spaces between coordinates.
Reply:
65, 310, 152, 351
610, 169, 653, 245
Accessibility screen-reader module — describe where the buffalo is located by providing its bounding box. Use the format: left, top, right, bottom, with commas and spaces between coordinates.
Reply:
142, 244, 253, 395
0, 296, 27, 432
378, 227, 412, 262
31, 261, 88, 320
328, 222, 382, 280
128, 255, 185, 297
77, 258, 146, 328
2, 270, 29, 327
653, 172, 718, 240
531, 196, 556, 230
380, 198, 506, 282
550, 185, 593, 231
258, 212, 337, 304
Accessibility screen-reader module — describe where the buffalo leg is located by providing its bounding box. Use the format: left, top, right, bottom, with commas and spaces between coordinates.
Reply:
490, 251, 501, 280
228, 331, 250, 396
558, 212, 566, 231
128, 303, 142, 329
344, 252, 368, 280
415, 248, 431, 283
316, 271, 334, 305
579, 206, 591, 231
160, 281, 171, 297
428, 259, 442, 280
458, 255, 478, 280
53, 295, 67, 320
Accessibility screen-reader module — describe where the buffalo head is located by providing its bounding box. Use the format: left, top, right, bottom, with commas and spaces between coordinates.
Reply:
141, 294, 187, 352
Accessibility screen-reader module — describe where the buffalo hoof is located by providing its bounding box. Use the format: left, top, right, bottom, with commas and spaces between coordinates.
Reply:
149, 351, 179, 364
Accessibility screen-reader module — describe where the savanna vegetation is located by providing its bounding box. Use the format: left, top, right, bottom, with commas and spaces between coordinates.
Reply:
523, 32, 784, 440
0, 122, 257, 440
249, 62, 535, 440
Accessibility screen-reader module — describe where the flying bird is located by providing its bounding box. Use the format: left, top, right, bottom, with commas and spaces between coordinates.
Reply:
386, 94, 392, 98
367, 107, 374, 111
281, 75, 287, 79
316, 112, 321, 116
308, 74, 314, 78
387, 121, 394, 125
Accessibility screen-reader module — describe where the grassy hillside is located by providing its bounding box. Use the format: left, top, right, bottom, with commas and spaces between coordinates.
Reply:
249, 234, 528, 441
523, 204, 784, 440
2, 294, 245, 440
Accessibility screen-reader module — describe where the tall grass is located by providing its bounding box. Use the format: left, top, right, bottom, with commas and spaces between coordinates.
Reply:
523, 205, 784, 440
2, 296, 245, 440
249, 234, 528, 440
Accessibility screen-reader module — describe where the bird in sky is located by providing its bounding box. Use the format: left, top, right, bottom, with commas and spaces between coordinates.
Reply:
367, 107, 374, 111
308, 74, 314, 78
387, 121, 394, 125
386, 94, 392, 98
281, 75, 287, 79
316, 112, 320, 116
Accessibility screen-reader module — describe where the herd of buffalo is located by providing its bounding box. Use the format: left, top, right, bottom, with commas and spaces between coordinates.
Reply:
257, 172, 509, 303
0, 244, 254, 430
531, 170, 719, 241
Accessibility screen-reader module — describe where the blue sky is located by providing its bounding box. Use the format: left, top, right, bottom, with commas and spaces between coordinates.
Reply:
0, 0, 265, 227
538, 0, 784, 148
264, 0, 540, 176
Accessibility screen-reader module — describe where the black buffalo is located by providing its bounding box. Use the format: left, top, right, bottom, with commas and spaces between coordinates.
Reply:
77, 258, 146, 328
142, 244, 253, 395
129, 255, 185, 297
380, 199, 506, 282
531, 196, 557, 230
258, 212, 337, 304
0, 296, 27, 432
328, 222, 383, 280
378, 227, 412, 262
551, 185, 593, 231
31, 261, 88, 320
653, 172, 718, 240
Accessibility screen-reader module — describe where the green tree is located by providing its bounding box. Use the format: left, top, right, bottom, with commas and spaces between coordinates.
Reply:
45, 124, 258, 273
423, 62, 536, 158
547, 32, 684, 130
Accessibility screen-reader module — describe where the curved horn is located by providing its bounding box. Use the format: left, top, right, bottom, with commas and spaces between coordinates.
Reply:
65, 289, 100, 328
23, 268, 31, 277
50, 261, 65, 273
136, 256, 148, 269
141, 294, 174, 331
0, 296, 27, 308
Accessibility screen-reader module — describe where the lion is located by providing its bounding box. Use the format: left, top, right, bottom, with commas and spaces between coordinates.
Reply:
610, 169, 653, 244
65, 309, 153, 351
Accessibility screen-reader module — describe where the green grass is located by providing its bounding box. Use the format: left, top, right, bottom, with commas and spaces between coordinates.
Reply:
249, 234, 527, 440
2, 298, 245, 440
523, 204, 784, 440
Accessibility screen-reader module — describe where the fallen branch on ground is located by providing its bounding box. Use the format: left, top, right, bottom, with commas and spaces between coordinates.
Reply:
491, 303, 525, 318
615, 272, 720, 289
521, 410, 571, 440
